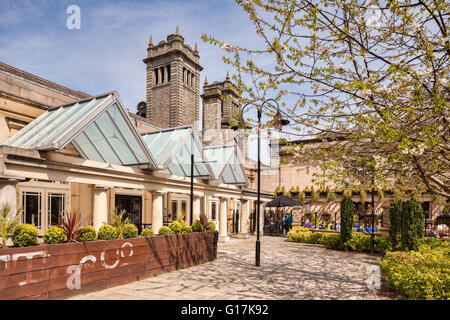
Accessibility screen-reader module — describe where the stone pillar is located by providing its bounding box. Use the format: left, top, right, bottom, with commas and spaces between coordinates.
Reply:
193, 196, 201, 221
93, 186, 109, 231
219, 197, 229, 243
152, 192, 163, 233
0, 179, 20, 213
237, 199, 249, 239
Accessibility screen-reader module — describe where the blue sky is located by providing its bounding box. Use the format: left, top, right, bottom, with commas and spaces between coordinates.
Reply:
0, 0, 283, 163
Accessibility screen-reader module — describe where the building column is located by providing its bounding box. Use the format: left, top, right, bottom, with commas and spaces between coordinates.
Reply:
237, 199, 249, 239
0, 178, 22, 213
93, 185, 109, 231
219, 197, 229, 243
152, 192, 163, 234
193, 196, 201, 222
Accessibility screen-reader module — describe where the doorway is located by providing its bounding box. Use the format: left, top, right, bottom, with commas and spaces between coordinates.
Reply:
115, 194, 142, 227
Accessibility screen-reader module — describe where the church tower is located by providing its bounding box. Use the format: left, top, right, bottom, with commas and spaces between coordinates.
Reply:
143, 27, 202, 130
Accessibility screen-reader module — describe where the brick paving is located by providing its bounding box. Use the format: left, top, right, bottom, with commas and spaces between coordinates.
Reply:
68, 235, 384, 300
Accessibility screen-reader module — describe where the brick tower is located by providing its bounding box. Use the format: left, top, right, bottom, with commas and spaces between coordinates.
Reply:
143, 27, 202, 130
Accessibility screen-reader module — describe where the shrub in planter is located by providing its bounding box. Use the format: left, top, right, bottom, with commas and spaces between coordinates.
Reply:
140, 227, 155, 237
158, 226, 173, 236
207, 221, 216, 231
43, 226, 66, 244
191, 220, 204, 232
169, 220, 184, 234
12, 224, 39, 247
97, 224, 119, 240
181, 225, 193, 234
0, 202, 21, 248
122, 223, 138, 238
78, 226, 97, 242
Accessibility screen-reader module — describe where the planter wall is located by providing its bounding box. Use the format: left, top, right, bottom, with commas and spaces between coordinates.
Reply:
0, 231, 217, 300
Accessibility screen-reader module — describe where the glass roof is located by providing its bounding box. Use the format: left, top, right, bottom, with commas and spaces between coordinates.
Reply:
203, 145, 249, 185
141, 127, 212, 178
1, 92, 156, 168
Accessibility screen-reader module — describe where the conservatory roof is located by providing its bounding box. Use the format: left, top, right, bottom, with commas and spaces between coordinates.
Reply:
1, 92, 157, 168
203, 145, 249, 185
141, 126, 213, 178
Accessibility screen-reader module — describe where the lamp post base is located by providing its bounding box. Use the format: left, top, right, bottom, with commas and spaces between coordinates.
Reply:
255, 239, 261, 266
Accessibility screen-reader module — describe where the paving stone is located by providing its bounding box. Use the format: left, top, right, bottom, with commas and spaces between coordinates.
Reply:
67, 236, 388, 300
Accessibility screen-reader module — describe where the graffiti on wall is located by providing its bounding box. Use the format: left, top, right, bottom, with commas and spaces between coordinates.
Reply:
66, 242, 134, 289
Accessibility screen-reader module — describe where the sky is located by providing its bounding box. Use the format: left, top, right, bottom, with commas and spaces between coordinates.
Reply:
0, 0, 283, 163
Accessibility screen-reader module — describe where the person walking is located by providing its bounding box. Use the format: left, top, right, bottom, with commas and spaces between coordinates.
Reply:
283, 212, 293, 234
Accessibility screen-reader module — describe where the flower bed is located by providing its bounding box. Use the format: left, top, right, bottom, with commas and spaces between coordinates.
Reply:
0, 231, 217, 300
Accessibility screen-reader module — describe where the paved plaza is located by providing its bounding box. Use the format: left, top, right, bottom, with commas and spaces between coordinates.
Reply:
68, 235, 385, 300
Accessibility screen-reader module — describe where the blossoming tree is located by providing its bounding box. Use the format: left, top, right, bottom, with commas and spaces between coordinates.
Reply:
202, 0, 449, 198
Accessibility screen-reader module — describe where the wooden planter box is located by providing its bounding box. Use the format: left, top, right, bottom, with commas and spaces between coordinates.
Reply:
0, 231, 217, 300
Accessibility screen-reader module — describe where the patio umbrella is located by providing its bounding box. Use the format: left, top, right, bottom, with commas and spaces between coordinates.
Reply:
266, 195, 302, 207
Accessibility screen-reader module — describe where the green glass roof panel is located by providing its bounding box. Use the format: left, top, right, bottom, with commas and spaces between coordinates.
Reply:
2, 93, 156, 168
37, 99, 105, 148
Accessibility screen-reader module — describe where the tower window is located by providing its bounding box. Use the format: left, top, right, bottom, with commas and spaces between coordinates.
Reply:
154, 69, 159, 85
191, 74, 194, 88
160, 67, 165, 83
167, 65, 171, 82
183, 68, 186, 84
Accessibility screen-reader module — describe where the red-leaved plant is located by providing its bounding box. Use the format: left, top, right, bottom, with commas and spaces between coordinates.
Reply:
59, 210, 85, 242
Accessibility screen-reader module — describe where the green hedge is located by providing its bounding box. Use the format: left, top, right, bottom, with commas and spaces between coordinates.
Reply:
379, 241, 449, 300
286, 226, 391, 254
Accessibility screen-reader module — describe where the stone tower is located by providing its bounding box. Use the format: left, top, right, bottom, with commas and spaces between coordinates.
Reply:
143, 27, 202, 129
201, 72, 248, 158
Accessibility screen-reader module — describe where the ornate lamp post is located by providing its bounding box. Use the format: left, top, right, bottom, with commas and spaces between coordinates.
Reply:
232, 99, 289, 266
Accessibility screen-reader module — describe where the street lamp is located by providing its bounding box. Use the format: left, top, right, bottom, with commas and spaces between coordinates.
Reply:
232, 99, 289, 266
